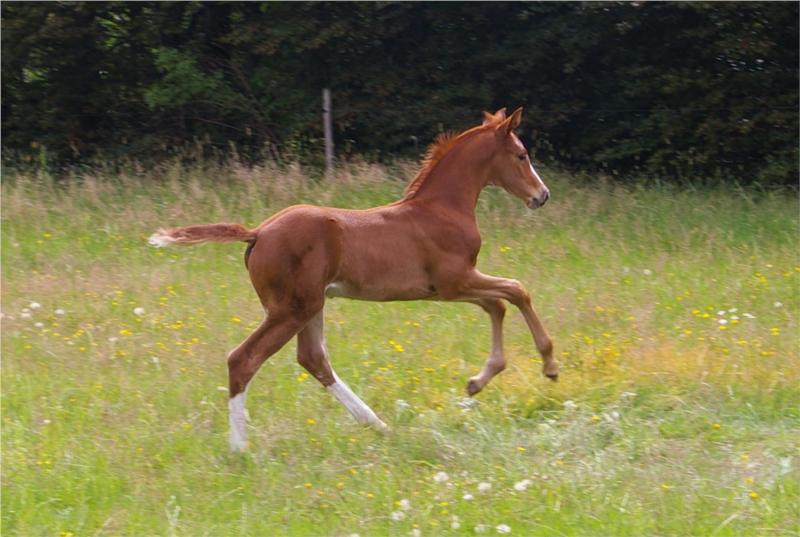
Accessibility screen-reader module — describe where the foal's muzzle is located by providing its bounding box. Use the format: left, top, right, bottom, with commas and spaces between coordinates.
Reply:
527, 189, 550, 209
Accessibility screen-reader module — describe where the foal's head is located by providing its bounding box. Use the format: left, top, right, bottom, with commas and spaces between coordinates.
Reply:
484, 107, 550, 209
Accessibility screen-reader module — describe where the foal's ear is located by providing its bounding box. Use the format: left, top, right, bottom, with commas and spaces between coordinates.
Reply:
498, 107, 523, 136
482, 108, 507, 125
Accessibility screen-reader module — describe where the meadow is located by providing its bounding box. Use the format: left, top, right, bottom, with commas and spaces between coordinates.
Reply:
2, 162, 798, 536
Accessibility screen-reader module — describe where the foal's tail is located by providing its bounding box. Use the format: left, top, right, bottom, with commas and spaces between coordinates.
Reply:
148, 223, 256, 247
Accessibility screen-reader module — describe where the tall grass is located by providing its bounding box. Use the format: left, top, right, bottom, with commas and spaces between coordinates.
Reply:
2, 162, 798, 536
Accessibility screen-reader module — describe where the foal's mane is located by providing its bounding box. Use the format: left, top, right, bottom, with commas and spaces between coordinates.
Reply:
403, 114, 505, 200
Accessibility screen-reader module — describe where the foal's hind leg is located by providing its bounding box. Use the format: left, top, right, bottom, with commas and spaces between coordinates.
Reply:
466, 298, 507, 396
297, 311, 388, 431
226, 312, 309, 451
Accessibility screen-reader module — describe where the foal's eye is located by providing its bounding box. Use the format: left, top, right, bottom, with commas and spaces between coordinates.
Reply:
517, 154, 527, 161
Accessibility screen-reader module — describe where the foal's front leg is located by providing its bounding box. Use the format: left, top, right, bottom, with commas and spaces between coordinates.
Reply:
465, 298, 507, 396
451, 270, 558, 382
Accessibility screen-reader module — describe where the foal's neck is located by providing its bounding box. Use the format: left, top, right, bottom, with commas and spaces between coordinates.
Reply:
407, 133, 493, 215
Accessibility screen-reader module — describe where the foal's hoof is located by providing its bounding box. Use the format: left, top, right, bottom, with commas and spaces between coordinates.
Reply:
542, 362, 560, 382
466, 378, 483, 397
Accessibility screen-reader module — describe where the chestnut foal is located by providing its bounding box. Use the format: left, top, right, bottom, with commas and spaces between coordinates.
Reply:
149, 107, 557, 451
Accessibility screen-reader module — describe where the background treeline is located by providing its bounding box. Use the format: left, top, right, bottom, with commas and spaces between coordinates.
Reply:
2, 1, 797, 184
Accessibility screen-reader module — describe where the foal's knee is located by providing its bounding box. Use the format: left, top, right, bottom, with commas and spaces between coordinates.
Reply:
506, 279, 531, 307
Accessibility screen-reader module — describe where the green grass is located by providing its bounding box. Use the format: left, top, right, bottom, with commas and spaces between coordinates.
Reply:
2, 163, 799, 536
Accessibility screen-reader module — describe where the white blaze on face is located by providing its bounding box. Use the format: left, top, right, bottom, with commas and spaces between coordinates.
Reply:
529, 161, 545, 189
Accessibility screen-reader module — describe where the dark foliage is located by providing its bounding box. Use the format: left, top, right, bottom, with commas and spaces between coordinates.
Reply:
2, 2, 797, 184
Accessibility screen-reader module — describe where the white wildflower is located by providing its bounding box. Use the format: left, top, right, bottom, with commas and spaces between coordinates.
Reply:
390, 511, 406, 521
496, 524, 512, 534
108, 336, 118, 343
743, 313, 756, 319
462, 493, 474, 500
513, 479, 532, 491
779, 457, 792, 475
474, 524, 488, 533
458, 398, 478, 409
562, 400, 577, 410
54, 308, 65, 316
399, 498, 411, 511
433, 471, 449, 483
410, 529, 421, 537
730, 315, 739, 320
20, 311, 32, 320
728, 308, 737, 313
717, 310, 726, 316
718, 319, 728, 325
478, 481, 492, 491
133, 307, 146, 316
34, 322, 44, 328
621, 391, 637, 400
642, 268, 652, 276
774, 301, 783, 308
451, 515, 461, 530
29, 302, 41, 309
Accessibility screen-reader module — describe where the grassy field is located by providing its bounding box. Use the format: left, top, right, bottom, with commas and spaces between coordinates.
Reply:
2, 162, 798, 536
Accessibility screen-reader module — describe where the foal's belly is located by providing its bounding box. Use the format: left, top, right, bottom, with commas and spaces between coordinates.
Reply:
325, 280, 437, 302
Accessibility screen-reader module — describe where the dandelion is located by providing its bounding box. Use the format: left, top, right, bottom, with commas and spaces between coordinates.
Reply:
433, 471, 449, 483
134, 307, 146, 316
514, 479, 532, 491
391, 511, 406, 521
748, 491, 759, 500
496, 523, 512, 534
306, 418, 317, 426
29, 302, 41, 309
591, 415, 601, 422
661, 483, 672, 490
478, 481, 492, 491
712, 423, 721, 429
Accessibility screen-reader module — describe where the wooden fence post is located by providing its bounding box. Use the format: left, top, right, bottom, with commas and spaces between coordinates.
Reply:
322, 88, 334, 176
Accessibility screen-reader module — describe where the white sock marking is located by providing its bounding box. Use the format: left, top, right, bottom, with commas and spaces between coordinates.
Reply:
147, 230, 176, 248
327, 373, 388, 431
228, 393, 248, 451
